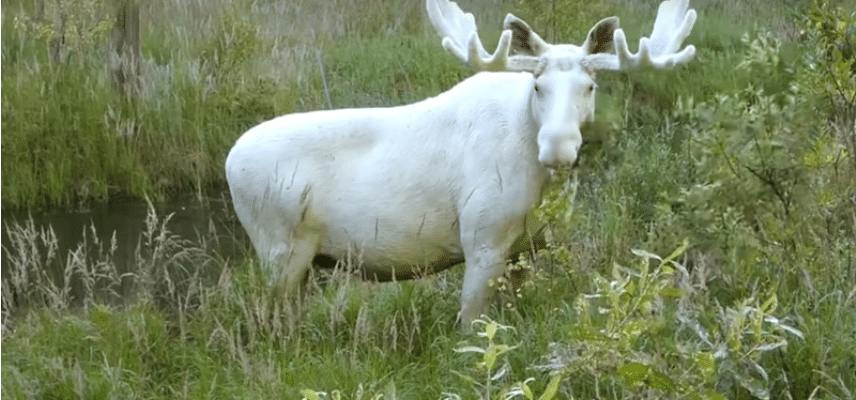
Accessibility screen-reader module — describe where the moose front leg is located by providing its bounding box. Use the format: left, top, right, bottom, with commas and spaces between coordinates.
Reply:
458, 207, 528, 329
459, 246, 511, 328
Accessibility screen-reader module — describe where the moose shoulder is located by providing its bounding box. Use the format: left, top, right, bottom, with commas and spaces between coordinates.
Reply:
226, 0, 697, 327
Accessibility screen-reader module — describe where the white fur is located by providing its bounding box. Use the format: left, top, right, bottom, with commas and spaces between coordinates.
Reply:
227, 72, 556, 325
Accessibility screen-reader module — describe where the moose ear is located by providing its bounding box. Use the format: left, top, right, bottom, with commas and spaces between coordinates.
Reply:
504, 14, 549, 56
581, 17, 619, 55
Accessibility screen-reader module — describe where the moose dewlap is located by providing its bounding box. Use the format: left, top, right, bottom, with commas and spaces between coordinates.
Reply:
226, 0, 697, 327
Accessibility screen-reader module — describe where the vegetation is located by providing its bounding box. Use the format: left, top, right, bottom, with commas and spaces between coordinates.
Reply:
2, 0, 855, 399
1, 0, 468, 210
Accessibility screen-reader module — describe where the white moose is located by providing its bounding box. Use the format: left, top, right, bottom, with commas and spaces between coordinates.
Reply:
226, 0, 697, 326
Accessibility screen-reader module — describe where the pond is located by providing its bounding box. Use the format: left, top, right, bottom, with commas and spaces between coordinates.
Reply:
1, 195, 250, 311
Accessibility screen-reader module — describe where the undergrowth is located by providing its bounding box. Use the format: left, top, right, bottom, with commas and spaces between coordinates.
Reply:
0, 0, 474, 210
3, 0, 855, 399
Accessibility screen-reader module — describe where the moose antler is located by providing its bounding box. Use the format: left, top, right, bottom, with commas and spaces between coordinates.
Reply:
585, 0, 697, 71
426, 0, 513, 71
428, 0, 696, 73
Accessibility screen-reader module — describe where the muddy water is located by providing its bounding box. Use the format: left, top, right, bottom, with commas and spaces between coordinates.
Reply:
1, 195, 251, 300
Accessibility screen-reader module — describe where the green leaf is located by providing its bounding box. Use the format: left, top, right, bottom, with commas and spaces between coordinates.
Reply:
761, 293, 778, 314
631, 248, 661, 261
452, 370, 477, 384
484, 346, 498, 370
493, 344, 515, 354
618, 363, 651, 384
300, 389, 322, 400
660, 287, 684, 298
454, 346, 485, 354
695, 352, 716, 380
538, 375, 563, 400
739, 377, 771, 400
701, 390, 729, 400
486, 321, 498, 341
521, 379, 534, 400
647, 369, 678, 393
663, 239, 689, 264
625, 281, 637, 296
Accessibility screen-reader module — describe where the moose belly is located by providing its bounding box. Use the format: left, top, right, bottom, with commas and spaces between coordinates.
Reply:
315, 209, 465, 280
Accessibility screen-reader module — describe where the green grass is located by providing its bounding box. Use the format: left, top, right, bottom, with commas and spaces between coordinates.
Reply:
3, 0, 856, 398
4, 201, 850, 398
0, 0, 467, 210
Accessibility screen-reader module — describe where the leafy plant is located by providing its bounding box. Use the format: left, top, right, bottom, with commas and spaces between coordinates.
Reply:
447, 319, 519, 400
797, 0, 856, 170
676, 294, 804, 400
12, 0, 112, 64
531, 243, 699, 399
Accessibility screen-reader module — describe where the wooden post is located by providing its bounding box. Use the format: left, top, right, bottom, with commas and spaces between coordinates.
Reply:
109, 0, 141, 96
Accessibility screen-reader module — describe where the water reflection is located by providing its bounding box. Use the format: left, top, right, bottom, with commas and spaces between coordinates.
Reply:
1, 195, 250, 304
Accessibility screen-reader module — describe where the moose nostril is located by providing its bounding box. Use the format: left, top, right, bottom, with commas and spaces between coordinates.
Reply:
538, 130, 581, 167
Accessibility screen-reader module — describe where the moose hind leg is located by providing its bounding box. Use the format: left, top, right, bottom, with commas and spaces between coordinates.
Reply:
264, 231, 320, 299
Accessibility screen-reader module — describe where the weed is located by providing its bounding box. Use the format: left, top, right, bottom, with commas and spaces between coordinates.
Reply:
3, 0, 855, 398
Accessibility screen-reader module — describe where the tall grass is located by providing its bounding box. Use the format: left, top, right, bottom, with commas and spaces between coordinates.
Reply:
1, 0, 499, 209
1, 202, 469, 398
3, 0, 855, 398
0, 0, 806, 210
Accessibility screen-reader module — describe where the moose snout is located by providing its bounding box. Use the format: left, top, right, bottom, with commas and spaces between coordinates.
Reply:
537, 128, 582, 168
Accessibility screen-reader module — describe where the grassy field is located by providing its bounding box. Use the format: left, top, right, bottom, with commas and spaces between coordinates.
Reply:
1, 0, 471, 209
2, 0, 855, 398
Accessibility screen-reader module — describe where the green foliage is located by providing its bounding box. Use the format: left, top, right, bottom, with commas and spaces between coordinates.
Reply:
531, 244, 701, 399
325, 35, 467, 108
12, 0, 112, 64
448, 319, 519, 399
440, 318, 565, 400
513, 0, 617, 44
798, 0, 856, 168
664, 25, 855, 300
0, 54, 154, 208
525, 1, 855, 397
199, 15, 261, 78
3, 0, 856, 399
1, 0, 477, 209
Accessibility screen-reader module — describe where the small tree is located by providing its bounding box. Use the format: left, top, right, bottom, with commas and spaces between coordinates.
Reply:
109, 0, 141, 96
